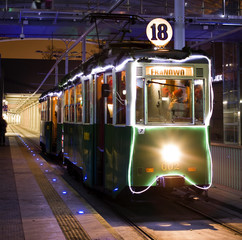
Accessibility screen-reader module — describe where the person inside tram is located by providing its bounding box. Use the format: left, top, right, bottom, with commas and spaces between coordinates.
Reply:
169, 88, 186, 120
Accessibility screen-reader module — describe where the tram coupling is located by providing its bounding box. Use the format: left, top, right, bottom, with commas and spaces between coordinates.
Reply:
156, 175, 185, 188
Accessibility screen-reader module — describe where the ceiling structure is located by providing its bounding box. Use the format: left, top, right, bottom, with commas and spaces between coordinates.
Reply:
0, 0, 242, 114
1, 0, 242, 42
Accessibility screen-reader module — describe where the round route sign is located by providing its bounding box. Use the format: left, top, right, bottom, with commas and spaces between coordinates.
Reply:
146, 18, 173, 48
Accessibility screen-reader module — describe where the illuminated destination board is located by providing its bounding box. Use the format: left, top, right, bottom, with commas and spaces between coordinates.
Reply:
146, 66, 194, 76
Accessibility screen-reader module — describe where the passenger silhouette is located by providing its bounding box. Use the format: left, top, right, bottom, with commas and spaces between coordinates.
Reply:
0, 116, 7, 145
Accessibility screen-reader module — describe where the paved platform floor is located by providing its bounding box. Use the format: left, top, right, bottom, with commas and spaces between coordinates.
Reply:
0, 134, 123, 240
0, 130, 241, 240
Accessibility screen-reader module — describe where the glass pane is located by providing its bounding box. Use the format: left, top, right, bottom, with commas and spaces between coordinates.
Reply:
69, 105, 75, 122
41, 101, 46, 121
52, 97, 58, 122
57, 95, 62, 123
116, 71, 126, 124
64, 106, 68, 122
69, 87, 75, 122
47, 98, 50, 121
64, 89, 68, 105
223, 42, 239, 144
70, 87, 74, 105
136, 78, 144, 124
64, 90, 69, 122
84, 81, 90, 123
148, 79, 192, 123
107, 75, 113, 124
76, 83, 82, 122
194, 80, 204, 123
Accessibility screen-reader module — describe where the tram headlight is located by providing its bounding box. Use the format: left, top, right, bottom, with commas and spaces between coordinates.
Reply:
161, 144, 181, 163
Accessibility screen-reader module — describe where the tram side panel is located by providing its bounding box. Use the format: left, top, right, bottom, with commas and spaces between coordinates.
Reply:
56, 123, 63, 156
64, 122, 94, 188
82, 124, 94, 187
40, 121, 52, 153
105, 125, 132, 196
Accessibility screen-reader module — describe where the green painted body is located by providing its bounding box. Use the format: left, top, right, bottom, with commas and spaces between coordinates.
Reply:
63, 123, 93, 187
40, 121, 52, 153
63, 123, 132, 194
104, 125, 132, 195
56, 123, 63, 155
131, 126, 211, 187
40, 121, 63, 156
63, 123, 211, 197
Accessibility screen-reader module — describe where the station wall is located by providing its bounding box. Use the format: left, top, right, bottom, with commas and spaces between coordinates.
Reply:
20, 101, 40, 134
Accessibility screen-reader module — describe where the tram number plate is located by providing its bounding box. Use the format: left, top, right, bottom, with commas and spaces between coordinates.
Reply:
161, 162, 180, 171
138, 128, 145, 134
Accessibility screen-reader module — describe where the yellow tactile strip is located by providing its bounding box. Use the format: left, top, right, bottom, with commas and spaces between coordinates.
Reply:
17, 138, 91, 240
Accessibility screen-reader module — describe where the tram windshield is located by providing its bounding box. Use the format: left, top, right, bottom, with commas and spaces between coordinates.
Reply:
147, 79, 192, 123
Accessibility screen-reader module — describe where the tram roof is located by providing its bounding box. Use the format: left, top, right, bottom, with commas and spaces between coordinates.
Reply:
57, 46, 209, 88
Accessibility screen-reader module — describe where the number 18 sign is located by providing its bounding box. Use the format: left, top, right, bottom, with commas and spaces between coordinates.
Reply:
146, 18, 173, 48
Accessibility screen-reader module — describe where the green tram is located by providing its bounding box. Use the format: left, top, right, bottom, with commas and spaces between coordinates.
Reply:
40, 47, 213, 197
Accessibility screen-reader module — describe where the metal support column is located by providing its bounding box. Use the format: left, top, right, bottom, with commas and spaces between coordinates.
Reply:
65, 55, 68, 75
174, 0, 185, 50
0, 54, 3, 117
55, 63, 58, 86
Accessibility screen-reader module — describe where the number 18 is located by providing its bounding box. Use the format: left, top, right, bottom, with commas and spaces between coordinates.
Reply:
150, 23, 168, 41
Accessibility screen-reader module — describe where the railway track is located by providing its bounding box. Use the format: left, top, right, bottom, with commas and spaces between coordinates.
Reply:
159, 189, 242, 237
177, 200, 242, 236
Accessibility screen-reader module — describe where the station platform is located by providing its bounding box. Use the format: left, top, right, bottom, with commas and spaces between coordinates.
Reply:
0, 130, 124, 240
0, 128, 241, 240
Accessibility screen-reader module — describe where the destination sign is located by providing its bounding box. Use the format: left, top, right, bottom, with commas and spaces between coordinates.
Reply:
146, 66, 194, 77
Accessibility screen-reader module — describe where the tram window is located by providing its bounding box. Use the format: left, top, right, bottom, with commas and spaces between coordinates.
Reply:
84, 80, 90, 123
52, 97, 58, 122
41, 101, 47, 121
136, 78, 144, 124
69, 87, 75, 122
47, 98, 50, 121
116, 71, 126, 124
76, 83, 83, 122
147, 79, 192, 123
57, 95, 62, 123
107, 75, 113, 124
194, 80, 204, 123
44, 101, 48, 121
64, 89, 69, 122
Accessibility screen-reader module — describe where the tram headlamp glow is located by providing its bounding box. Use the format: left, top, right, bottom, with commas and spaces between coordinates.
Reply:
161, 144, 181, 163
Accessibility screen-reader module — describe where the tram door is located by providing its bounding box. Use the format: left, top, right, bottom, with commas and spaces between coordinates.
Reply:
95, 74, 105, 187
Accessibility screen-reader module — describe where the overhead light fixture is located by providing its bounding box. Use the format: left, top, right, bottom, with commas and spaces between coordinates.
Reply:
203, 25, 209, 30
